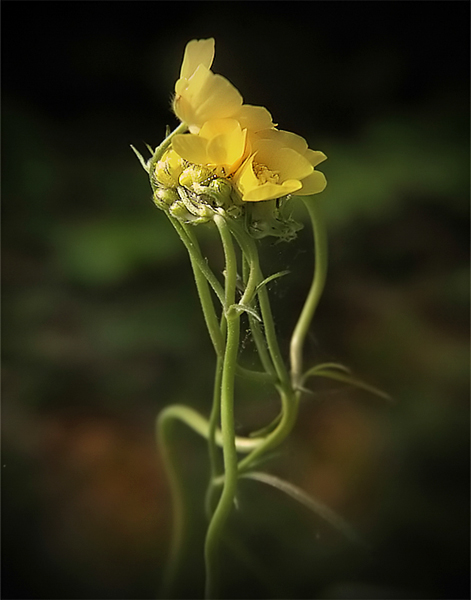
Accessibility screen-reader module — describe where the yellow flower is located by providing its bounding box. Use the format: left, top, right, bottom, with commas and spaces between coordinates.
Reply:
253, 129, 327, 196
173, 38, 274, 134
173, 38, 242, 133
172, 118, 248, 176
234, 130, 327, 202
171, 39, 326, 204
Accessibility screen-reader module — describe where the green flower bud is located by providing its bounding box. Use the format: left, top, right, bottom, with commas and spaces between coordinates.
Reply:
153, 149, 185, 188
153, 187, 179, 209
205, 178, 233, 206
179, 165, 213, 188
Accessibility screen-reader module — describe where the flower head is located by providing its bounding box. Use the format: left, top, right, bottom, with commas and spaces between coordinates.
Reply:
173, 38, 274, 135
253, 129, 327, 196
140, 38, 327, 239
234, 130, 326, 202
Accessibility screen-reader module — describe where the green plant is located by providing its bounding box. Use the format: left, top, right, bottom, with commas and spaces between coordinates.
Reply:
133, 38, 388, 600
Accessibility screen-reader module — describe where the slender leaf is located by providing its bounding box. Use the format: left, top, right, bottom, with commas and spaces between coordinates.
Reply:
240, 471, 368, 548
304, 369, 392, 402
231, 303, 262, 322
304, 362, 352, 377
130, 145, 149, 172
255, 270, 290, 294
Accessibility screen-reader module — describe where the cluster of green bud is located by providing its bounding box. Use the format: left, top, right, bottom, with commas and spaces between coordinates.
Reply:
142, 146, 302, 241
151, 151, 243, 225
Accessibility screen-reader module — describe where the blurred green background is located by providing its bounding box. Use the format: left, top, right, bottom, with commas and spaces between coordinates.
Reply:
2, 2, 469, 599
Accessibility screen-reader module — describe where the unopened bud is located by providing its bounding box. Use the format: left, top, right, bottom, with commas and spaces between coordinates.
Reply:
179, 165, 213, 188
153, 187, 178, 209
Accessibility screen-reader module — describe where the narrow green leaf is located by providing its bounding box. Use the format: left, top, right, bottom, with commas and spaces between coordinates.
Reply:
255, 270, 290, 293
304, 362, 352, 378
240, 471, 368, 548
231, 303, 262, 322
130, 145, 149, 172
305, 369, 392, 402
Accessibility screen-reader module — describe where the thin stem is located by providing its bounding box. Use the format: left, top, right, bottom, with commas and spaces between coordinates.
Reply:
205, 318, 225, 519
186, 234, 225, 358
157, 402, 263, 598
232, 385, 298, 475
228, 220, 289, 387
156, 408, 189, 599
290, 196, 328, 389
158, 404, 263, 453
257, 283, 291, 389
242, 255, 277, 378
204, 214, 240, 599
224, 217, 300, 476
170, 214, 272, 384
168, 216, 226, 306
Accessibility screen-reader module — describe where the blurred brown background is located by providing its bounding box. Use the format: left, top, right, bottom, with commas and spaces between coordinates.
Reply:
2, 2, 469, 599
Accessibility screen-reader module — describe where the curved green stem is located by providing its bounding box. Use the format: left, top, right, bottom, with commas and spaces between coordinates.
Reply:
204, 214, 240, 599
185, 232, 225, 357
205, 318, 225, 519
231, 385, 298, 475
168, 216, 225, 305
228, 219, 289, 387
224, 217, 302, 477
170, 214, 274, 382
242, 255, 277, 378
290, 196, 328, 390
159, 404, 264, 453
156, 407, 190, 599
157, 401, 264, 598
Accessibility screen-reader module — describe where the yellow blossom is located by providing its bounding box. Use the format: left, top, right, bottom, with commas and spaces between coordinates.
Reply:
171, 39, 326, 203
173, 38, 275, 134
254, 129, 327, 196
172, 118, 248, 176
234, 130, 327, 202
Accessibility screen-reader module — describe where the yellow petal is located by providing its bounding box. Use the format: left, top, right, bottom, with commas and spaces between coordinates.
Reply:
256, 129, 308, 155
203, 120, 247, 167
242, 180, 302, 202
236, 105, 275, 132
199, 118, 239, 139
172, 133, 209, 165
174, 65, 243, 129
180, 38, 215, 80
235, 155, 260, 196
254, 141, 313, 181
293, 170, 327, 195
305, 149, 328, 168
234, 155, 302, 201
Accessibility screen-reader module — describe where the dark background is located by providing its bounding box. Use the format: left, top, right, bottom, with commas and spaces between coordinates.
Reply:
2, 2, 469, 599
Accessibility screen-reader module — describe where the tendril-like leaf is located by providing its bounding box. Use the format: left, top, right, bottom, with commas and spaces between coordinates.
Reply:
255, 270, 290, 294
240, 471, 368, 548
230, 303, 262, 322
130, 145, 149, 172
303, 369, 392, 402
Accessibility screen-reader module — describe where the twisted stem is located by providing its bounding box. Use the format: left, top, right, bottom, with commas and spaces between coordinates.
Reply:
204, 214, 241, 599
290, 197, 328, 389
